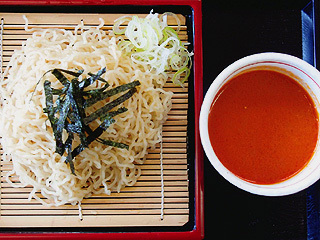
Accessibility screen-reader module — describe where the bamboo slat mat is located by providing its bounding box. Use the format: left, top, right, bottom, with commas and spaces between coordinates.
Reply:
0, 12, 190, 228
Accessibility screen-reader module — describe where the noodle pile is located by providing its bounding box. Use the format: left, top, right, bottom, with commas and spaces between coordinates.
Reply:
0, 21, 172, 206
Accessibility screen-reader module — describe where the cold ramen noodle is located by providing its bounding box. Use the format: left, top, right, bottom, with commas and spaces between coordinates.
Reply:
209, 69, 319, 185
0, 12, 192, 207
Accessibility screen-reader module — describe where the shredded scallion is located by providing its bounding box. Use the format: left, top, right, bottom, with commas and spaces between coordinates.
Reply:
113, 10, 193, 86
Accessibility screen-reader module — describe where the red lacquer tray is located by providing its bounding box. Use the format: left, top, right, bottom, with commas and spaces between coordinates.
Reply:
0, 0, 203, 239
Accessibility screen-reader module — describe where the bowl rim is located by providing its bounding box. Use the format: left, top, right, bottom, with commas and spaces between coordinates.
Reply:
199, 52, 320, 196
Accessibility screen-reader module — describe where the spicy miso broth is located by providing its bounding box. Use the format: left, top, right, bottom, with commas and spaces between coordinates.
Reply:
208, 69, 319, 184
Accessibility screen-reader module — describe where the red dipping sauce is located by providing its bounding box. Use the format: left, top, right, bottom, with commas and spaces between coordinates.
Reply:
208, 69, 319, 184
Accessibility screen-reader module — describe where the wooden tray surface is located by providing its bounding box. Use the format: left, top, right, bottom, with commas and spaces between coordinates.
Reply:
0, 12, 190, 228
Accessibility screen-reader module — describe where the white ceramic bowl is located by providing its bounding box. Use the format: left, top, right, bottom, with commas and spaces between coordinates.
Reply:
200, 52, 320, 196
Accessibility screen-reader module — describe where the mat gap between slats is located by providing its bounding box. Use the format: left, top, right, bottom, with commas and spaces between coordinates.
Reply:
0, 12, 189, 228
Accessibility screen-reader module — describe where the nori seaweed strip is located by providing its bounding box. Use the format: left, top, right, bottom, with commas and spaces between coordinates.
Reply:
33, 69, 82, 101
82, 83, 109, 97
54, 68, 84, 78
43, 80, 65, 155
65, 106, 82, 134
55, 93, 71, 155
51, 68, 84, 78
69, 79, 88, 147
44, 95, 64, 120
43, 80, 60, 147
51, 87, 70, 95
79, 67, 106, 90
70, 79, 86, 118
51, 89, 64, 95
42, 68, 136, 174
70, 84, 95, 149
43, 80, 54, 121
51, 69, 70, 86
84, 80, 140, 108
71, 118, 114, 158
65, 121, 81, 133
67, 92, 82, 133
66, 148, 76, 176
83, 87, 137, 125
56, 88, 72, 134
96, 138, 129, 150
64, 132, 76, 175
72, 107, 128, 158
88, 72, 108, 83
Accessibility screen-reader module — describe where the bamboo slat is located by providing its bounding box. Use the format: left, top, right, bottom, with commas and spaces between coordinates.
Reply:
0, 215, 189, 227
0, 12, 190, 229
0, 12, 186, 25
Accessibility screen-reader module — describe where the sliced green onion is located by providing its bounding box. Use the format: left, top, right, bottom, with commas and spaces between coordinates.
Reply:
160, 12, 181, 33
172, 67, 190, 87
113, 16, 132, 35
113, 11, 193, 86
